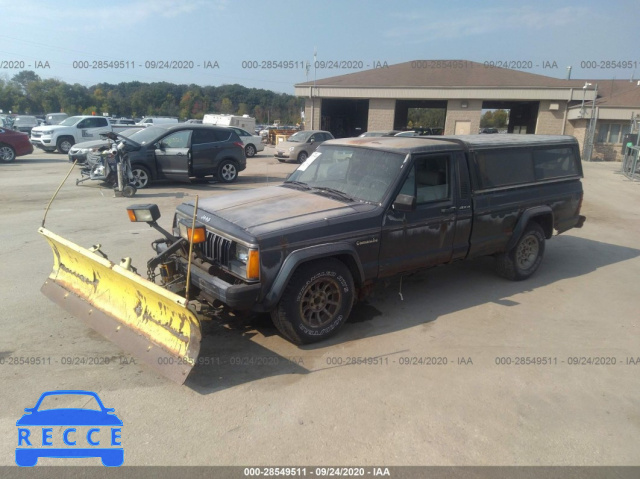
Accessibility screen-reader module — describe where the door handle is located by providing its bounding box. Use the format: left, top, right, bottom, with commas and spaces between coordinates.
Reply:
441, 206, 457, 214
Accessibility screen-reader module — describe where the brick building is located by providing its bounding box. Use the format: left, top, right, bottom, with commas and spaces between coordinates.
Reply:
295, 61, 640, 161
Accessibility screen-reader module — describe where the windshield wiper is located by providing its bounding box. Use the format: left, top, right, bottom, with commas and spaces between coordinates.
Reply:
312, 187, 356, 202
283, 180, 311, 190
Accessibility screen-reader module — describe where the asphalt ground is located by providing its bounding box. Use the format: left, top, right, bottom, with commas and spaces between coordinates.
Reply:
0, 147, 638, 467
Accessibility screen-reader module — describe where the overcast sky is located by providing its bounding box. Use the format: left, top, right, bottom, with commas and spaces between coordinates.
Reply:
0, 0, 636, 93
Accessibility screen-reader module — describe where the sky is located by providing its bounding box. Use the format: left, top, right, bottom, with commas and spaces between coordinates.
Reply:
0, 0, 637, 93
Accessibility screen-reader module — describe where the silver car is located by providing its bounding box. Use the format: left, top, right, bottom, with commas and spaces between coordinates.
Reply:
274, 130, 334, 163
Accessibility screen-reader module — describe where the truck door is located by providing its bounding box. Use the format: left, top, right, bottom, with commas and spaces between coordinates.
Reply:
77, 117, 111, 141
154, 129, 192, 182
378, 153, 458, 277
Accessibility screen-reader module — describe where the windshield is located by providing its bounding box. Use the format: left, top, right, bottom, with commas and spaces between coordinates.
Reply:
127, 126, 165, 145
287, 131, 312, 142
58, 116, 83, 126
15, 117, 37, 125
285, 145, 407, 203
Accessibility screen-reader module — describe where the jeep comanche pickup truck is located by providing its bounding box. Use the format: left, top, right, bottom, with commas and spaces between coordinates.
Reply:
127, 135, 586, 345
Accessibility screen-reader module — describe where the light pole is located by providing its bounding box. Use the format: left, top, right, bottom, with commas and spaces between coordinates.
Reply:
580, 82, 592, 117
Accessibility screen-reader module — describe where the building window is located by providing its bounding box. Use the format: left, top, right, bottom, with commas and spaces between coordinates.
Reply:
597, 123, 631, 144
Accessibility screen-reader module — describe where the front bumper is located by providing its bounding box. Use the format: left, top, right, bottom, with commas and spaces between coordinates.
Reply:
30, 137, 53, 149
68, 151, 88, 163
274, 150, 290, 159
179, 258, 261, 310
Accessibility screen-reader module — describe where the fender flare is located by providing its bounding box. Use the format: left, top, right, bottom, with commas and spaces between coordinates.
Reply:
506, 206, 553, 251
262, 243, 364, 309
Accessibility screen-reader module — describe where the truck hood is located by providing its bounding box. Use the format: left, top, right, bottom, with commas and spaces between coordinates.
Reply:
31, 124, 70, 133
192, 185, 372, 236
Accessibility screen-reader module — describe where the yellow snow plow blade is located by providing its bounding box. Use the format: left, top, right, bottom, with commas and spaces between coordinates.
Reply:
38, 227, 201, 384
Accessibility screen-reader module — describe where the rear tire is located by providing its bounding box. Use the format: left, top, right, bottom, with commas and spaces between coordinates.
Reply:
217, 159, 238, 183
245, 144, 257, 157
496, 222, 545, 281
0, 144, 16, 162
271, 259, 354, 344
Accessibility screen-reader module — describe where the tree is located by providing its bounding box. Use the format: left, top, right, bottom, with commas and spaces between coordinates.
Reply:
11, 70, 41, 94
220, 97, 233, 113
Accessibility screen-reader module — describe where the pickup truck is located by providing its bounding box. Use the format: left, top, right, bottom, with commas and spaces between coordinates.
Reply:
133, 134, 586, 343
30, 115, 134, 154
39, 134, 587, 382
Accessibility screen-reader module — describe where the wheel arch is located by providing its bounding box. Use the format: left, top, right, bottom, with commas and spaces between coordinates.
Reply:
130, 162, 156, 180
263, 243, 364, 309
506, 206, 553, 251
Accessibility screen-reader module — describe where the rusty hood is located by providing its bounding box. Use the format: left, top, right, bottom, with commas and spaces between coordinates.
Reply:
192, 185, 370, 236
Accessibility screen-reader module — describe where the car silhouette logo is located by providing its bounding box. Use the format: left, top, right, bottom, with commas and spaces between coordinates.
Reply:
16, 390, 123, 467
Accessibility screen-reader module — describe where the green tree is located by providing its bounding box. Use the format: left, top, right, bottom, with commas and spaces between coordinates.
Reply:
220, 97, 233, 113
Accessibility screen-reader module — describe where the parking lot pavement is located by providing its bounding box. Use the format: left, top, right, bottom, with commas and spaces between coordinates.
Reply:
0, 152, 639, 466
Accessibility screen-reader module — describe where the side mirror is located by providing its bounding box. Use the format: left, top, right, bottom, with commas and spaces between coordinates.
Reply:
392, 194, 416, 212
309, 138, 315, 143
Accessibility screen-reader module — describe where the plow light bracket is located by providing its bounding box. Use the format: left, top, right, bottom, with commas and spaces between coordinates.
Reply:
127, 204, 161, 223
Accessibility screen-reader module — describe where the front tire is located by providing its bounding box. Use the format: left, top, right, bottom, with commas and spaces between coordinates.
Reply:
496, 222, 545, 281
217, 159, 238, 183
56, 137, 74, 154
271, 259, 354, 344
130, 166, 151, 189
0, 144, 16, 162
245, 144, 257, 157
297, 151, 308, 164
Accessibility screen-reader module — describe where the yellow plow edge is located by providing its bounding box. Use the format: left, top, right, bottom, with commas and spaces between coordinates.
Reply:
39, 227, 202, 384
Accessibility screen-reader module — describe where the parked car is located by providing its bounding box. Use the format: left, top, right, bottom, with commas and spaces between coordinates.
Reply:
12, 116, 39, 135
222, 126, 264, 157
112, 118, 136, 125
135, 117, 178, 127
0, 127, 34, 162
126, 135, 586, 350
185, 119, 202, 124
395, 127, 444, 137
44, 112, 68, 125
274, 130, 334, 163
359, 130, 401, 137
479, 128, 499, 134
68, 127, 144, 164
31, 116, 136, 154
122, 124, 246, 188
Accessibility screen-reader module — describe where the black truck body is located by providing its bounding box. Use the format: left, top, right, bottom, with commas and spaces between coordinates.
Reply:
146, 135, 585, 344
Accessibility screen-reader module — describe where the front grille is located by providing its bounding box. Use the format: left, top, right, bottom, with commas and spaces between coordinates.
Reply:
31, 132, 41, 139
200, 231, 232, 266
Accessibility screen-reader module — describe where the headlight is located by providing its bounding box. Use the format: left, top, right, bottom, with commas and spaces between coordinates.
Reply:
41, 130, 52, 135
231, 244, 260, 280
127, 204, 161, 223
235, 244, 250, 263
289, 146, 295, 152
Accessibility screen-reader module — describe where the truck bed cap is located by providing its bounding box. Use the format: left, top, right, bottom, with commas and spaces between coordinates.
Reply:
326, 134, 578, 154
